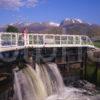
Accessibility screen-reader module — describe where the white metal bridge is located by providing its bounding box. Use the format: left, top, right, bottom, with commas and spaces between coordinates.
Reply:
0, 32, 94, 52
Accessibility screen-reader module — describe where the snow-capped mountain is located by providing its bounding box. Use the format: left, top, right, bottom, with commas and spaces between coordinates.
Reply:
74, 19, 83, 23
60, 18, 85, 27
0, 18, 100, 40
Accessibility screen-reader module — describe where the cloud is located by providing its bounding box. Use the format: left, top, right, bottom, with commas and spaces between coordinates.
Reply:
0, 0, 23, 10
0, 0, 40, 10
25, 0, 39, 7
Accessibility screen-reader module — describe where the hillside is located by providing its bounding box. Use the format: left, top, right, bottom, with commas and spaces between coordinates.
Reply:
0, 19, 100, 41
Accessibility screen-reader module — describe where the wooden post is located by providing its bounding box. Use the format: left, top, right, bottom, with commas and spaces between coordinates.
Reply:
80, 47, 84, 79
80, 61, 84, 79
66, 48, 70, 73
84, 47, 87, 80
94, 62, 98, 85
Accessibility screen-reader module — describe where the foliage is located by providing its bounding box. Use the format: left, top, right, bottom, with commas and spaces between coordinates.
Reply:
6, 25, 19, 33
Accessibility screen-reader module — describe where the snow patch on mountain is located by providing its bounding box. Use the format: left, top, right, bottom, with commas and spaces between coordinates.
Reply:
48, 22, 60, 27
75, 19, 83, 23
65, 18, 83, 23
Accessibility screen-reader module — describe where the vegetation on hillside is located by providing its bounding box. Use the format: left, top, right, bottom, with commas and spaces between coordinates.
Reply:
6, 25, 19, 33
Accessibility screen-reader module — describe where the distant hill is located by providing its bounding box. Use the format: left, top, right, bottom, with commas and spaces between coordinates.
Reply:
10, 22, 59, 33
0, 18, 100, 40
0, 26, 7, 32
60, 18, 100, 39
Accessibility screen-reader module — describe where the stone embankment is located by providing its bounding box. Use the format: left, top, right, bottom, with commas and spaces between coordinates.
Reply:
87, 48, 100, 62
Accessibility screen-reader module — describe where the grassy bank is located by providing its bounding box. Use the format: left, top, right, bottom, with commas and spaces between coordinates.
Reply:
91, 41, 100, 86
86, 62, 100, 86
94, 41, 100, 48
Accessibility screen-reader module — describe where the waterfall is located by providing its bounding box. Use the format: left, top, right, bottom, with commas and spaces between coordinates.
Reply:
47, 63, 65, 93
13, 65, 47, 100
13, 63, 65, 100
12, 63, 90, 100
35, 63, 64, 96
13, 70, 22, 100
36, 64, 53, 96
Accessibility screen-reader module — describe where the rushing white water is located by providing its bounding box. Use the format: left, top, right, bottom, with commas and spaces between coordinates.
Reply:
35, 63, 65, 96
13, 70, 22, 100
13, 63, 93, 100
46, 87, 90, 100
13, 65, 47, 100
36, 64, 53, 96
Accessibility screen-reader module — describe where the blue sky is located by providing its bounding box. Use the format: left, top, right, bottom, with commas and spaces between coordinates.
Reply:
0, 0, 100, 25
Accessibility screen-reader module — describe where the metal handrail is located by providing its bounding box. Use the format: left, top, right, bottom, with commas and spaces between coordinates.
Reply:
0, 32, 94, 49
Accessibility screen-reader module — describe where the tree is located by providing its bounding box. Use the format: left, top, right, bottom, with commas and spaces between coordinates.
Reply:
6, 25, 19, 33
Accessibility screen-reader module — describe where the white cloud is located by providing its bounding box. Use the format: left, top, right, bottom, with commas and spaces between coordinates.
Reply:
25, 0, 39, 7
0, 0, 40, 10
0, 0, 23, 10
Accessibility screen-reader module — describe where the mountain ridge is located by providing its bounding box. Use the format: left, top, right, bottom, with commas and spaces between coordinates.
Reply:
0, 18, 100, 40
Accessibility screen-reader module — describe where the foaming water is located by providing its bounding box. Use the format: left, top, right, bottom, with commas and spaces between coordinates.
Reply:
13, 65, 47, 100
36, 64, 53, 95
46, 87, 90, 100
13, 63, 93, 100
36, 63, 64, 95
13, 71, 22, 100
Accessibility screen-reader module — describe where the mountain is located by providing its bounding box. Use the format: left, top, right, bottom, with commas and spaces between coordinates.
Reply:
8, 22, 59, 33
0, 26, 7, 32
46, 22, 60, 27
60, 18, 95, 36
60, 18, 85, 27
0, 18, 100, 40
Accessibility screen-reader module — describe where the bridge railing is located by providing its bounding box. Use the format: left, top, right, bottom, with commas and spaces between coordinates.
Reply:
27, 34, 94, 47
0, 32, 94, 48
0, 33, 17, 47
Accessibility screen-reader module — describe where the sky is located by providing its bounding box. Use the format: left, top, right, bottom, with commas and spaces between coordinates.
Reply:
0, 0, 100, 25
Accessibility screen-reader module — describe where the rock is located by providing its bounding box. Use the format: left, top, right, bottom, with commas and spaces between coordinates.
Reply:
69, 80, 97, 94
83, 81, 96, 91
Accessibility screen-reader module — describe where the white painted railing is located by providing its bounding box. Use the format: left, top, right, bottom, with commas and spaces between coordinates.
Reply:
0, 32, 94, 51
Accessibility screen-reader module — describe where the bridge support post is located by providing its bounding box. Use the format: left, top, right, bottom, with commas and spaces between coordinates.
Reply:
84, 47, 87, 80
25, 49, 35, 69
80, 47, 84, 79
80, 47, 87, 80
94, 62, 99, 85
80, 62, 84, 79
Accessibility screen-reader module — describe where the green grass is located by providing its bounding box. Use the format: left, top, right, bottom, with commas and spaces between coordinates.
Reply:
86, 62, 100, 86
93, 41, 100, 48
